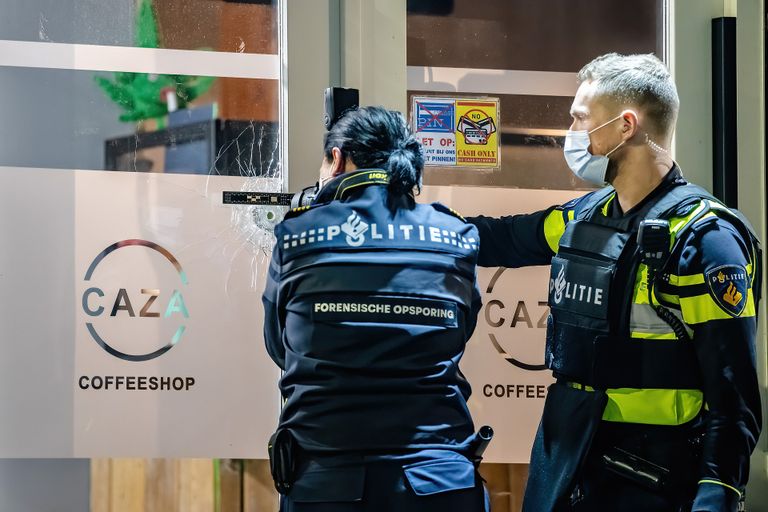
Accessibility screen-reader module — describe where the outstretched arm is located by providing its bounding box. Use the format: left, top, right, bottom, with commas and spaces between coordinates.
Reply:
467, 206, 562, 267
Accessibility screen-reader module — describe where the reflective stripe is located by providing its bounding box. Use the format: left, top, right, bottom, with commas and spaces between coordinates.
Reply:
629, 303, 692, 339
697, 480, 742, 498
669, 201, 715, 240
563, 197, 755, 427
679, 289, 756, 324
632, 264, 694, 306
632, 263, 650, 302
567, 381, 595, 391
630, 265, 692, 338
657, 292, 680, 305
630, 303, 687, 331
669, 202, 707, 236
568, 383, 704, 425
667, 273, 705, 286
630, 302, 682, 332
601, 193, 616, 216
602, 388, 703, 424
630, 331, 678, 340
543, 209, 566, 253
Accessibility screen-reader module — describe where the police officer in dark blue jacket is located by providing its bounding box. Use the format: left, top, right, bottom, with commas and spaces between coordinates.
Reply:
262, 106, 489, 512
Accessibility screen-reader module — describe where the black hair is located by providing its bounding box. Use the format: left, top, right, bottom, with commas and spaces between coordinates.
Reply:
323, 106, 424, 195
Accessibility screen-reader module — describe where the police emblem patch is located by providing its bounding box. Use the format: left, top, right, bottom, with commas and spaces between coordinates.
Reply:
705, 264, 749, 317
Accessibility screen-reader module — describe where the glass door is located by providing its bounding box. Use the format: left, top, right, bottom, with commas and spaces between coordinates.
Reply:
406, 2, 669, 510
0, 0, 282, 509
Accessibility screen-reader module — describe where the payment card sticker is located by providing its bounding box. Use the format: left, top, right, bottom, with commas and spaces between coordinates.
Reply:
413, 98, 457, 166
411, 96, 500, 169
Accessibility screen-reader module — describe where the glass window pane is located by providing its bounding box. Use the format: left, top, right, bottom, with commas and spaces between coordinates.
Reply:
0, 0, 278, 54
0, 67, 278, 176
408, 0, 663, 71
407, 0, 667, 190
412, 92, 580, 189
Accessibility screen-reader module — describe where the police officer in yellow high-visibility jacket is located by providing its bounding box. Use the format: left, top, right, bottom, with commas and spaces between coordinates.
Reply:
468, 53, 761, 512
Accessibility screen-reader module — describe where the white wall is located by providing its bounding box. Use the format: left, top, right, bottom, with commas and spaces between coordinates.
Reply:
735, 1, 768, 509
672, 0, 767, 508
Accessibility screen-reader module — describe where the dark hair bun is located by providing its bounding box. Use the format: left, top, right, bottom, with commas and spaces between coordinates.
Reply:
387, 137, 424, 195
323, 106, 424, 196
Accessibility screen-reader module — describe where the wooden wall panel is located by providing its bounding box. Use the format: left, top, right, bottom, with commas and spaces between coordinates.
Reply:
91, 459, 111, 512
219, 459, 243, 512
92, 459, 528, 511
91, 459, 215, 512
110, 459, 147, 512
145, 459, 180, 512
243, 460, 278, 512
482, 463, 512, 512
178, 460, 215, 512
508, 464, 529, 512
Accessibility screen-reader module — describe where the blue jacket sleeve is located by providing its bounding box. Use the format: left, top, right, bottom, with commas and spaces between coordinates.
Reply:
465, 272, 483, 342
673, 219, 762, 512
262, 240, 286, 370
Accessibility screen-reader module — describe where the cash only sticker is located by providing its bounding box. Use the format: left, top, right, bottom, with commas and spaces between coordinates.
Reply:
411, 96, 500, 168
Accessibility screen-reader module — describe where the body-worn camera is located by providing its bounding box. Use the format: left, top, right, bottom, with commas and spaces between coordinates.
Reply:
223, 87, 360, 210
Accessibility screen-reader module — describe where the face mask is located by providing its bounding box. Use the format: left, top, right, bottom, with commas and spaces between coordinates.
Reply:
563, 114, 626, 186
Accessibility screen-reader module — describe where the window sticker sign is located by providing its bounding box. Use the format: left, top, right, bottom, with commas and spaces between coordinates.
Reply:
411, 96, 500, 169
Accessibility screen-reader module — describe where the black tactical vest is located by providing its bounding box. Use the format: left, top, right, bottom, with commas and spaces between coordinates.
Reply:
545, 183, 759, 390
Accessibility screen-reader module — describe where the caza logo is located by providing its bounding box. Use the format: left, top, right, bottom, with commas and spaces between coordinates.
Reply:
81, 239, 189, 362
341, 211, 369, 247
483, 267, 548, 371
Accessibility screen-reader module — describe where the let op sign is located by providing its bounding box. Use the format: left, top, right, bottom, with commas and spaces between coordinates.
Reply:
412, 96, 500, 168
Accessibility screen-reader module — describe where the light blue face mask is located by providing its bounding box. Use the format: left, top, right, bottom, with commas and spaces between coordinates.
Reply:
563, 114, 626, 186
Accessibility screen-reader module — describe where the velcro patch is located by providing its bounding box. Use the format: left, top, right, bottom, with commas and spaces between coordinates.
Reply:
705, 264, 749, 317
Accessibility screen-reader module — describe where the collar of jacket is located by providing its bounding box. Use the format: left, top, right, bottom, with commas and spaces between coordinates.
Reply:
313, 168, 390, 204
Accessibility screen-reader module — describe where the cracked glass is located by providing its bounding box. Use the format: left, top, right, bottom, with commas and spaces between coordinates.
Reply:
0, 0, 282, 254
0, 0, 283, 466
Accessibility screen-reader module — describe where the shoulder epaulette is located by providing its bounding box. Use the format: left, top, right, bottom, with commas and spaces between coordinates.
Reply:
431, 202, 466, 222
574, 186, 616, 221
283, 203, 323, 220
670, 200, 701, 218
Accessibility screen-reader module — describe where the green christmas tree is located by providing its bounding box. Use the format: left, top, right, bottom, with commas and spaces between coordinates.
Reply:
95, 0, 215, 122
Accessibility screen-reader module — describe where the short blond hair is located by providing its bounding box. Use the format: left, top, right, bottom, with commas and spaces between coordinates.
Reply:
578, 53, 679, 138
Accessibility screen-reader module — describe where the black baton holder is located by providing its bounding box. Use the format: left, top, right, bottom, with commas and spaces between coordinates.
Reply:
268, 429, 298, 495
